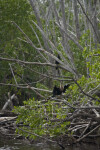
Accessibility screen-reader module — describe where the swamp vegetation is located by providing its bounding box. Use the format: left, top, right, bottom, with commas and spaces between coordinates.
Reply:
0, 0, 100, 149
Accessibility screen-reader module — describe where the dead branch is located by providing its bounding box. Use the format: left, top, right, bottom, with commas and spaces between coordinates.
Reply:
2, 94, 17, 111
76, 124, 100, 142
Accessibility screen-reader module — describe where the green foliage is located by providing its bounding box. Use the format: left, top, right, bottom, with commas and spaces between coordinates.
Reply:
0, 0, 45, 104
5, 24, 100, 137
69, 40, 86, 75
13, 98, 70, 139
1, 0, 100, 139
68, 31, 92, 76
0, 0, 31, 43
65, 45, 100, 104
36, 83, 50, 97
83, 44, 100, 79
63, 35, 100, 105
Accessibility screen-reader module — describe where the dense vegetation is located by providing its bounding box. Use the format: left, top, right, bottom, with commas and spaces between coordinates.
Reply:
0, 0, 100, 146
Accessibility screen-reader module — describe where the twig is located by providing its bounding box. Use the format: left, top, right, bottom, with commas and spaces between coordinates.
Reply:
9, 63, 18, 85
73, 79, 100, 102
63, 106, 100, 109
0, 57, 56, 67
68, 124, 87, 132
80, 121, 91, 137
76, 124, 100, 142
51, 98, 75, 109
55, 22, 83, 51
0, 83, 52, 93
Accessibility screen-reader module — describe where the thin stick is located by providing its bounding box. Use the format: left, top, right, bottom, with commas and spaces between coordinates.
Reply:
76, 124, 100, 142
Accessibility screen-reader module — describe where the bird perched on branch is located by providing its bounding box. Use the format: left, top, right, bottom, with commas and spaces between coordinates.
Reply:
52, 84, 70, 97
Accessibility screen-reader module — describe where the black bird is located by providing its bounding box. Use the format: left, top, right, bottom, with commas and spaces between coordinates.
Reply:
63, 84, 70, 93
52, 84, 70, 97
52, 85, 62, 97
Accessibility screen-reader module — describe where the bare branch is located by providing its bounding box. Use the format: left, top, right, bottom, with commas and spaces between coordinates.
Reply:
77, 0, 100, 43
76, 124, 100, 142
55, 22, 83, 51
